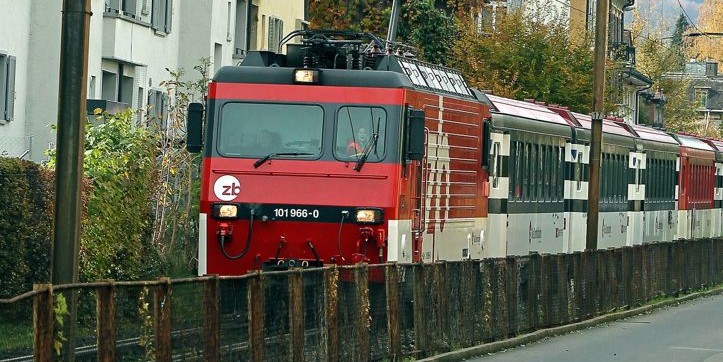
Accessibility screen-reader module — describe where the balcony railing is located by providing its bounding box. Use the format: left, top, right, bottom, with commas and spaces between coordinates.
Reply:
609, 43, 636, 65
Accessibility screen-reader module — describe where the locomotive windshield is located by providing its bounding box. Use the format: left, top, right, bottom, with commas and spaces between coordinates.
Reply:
218, 102, 324, 158
334, 106, 387, 162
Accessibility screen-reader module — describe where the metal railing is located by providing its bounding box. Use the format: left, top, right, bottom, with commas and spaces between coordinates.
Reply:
1, 238, 721, 361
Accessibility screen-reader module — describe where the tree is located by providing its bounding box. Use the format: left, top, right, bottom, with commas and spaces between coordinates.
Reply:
308, 0, 456, 65
449, 7, 594, 113
397, 0, 456, 64
670, 13, 690, 71
631, 9, 702, 135
687, 0, 723, 62
149, 59, 210, 277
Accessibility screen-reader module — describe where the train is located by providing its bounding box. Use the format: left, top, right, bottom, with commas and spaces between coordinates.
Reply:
185, 30, 723, 276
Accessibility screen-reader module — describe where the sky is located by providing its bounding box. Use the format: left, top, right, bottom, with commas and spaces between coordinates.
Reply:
634, 0, 705, 33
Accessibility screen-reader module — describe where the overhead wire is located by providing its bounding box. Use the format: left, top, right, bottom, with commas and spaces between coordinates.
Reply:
675, 0, 712, 39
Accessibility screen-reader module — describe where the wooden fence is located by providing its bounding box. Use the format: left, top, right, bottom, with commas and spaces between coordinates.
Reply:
1, 238, 721, 361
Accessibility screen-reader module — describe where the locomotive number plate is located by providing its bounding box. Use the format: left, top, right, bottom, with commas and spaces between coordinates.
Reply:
273, 208, 321, 219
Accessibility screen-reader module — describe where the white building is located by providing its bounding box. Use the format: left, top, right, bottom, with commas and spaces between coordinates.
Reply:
0, 0, 306, 162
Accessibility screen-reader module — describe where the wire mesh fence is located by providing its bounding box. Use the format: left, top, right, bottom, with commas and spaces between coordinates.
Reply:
0, 238, 721, 361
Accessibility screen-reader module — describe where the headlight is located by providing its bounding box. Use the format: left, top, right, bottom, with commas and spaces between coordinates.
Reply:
294, 68, 320, 84
355, 208, 383, 224
212, 203, 240, 219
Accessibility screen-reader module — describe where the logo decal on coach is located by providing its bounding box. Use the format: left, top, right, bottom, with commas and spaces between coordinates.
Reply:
214, 175, 241, 201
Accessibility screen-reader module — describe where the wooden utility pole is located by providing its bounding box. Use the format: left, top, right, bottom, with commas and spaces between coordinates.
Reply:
587, 0, 609, 250
54, 0, 91, 359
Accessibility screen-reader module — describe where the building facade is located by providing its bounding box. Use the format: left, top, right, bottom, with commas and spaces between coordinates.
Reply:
664, 61, 723, 130
0, 0, 306, 162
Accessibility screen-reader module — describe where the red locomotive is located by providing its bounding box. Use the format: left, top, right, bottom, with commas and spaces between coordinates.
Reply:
187, 31, 489, 275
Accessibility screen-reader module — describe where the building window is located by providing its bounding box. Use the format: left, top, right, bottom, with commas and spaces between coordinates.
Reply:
102, 71, 117, 101
151, 0, 173, 34
106, 0, 138, 17
0, 54, 17, 121
147, 89, 168, 131
268, 16, 283, 53
694, 88, 708, 109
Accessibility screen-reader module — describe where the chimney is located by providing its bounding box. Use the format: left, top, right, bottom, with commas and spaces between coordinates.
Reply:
705, 61, 718, 77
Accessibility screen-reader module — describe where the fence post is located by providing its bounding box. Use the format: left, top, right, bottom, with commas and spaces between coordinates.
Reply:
96, 280, 116, 362
539, 254, 551, 328
33, 284, 54, 362
594, 250, 604, 315
203, 275, 220, 362
572, 252, 582, 321
556, 254, 569, 324
506, 256, 518, 337
496, 259, 509, 338
154, 277, 172, 362
461, 260, 476, 346
288, 270, 304, 362
413, 263, 427, 356
436, 262, 449, 348
528, 252, 540, 331
480, 260, 494, 340
248, 272, 265, 362
356, 265, 370, 362
324, 267, 339, 362
385, 264, 401, 358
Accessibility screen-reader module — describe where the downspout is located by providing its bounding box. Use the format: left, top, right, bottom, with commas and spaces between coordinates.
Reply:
245, 0, 253, 52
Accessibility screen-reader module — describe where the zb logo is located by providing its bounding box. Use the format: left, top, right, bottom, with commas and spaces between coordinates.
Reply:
214, 175, 241, 201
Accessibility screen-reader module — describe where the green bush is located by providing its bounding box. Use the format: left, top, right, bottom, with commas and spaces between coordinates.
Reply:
75, 109, 164, 281
0, 158, 53, 298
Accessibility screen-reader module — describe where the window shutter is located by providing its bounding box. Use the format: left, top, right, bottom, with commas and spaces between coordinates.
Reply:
0, 55, 7, 120
147, 90, 157, 121
164, 0, 173, 33
268, 17, 275, 51
151, 0, 161, 30
6, 56, 16, 121
279, 19, 283, 51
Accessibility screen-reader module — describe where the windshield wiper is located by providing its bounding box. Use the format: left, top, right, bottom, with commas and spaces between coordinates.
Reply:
353, 133, 379, 172
254, 152, 313, 168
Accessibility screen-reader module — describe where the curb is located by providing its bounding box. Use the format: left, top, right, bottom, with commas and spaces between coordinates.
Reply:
417, 286, 723, 362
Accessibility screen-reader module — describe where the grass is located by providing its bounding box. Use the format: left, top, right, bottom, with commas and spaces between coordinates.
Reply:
0, 320, 33, 354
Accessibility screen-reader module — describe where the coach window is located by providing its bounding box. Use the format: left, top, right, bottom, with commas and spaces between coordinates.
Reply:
550, 145, 556, 201
508, 141, 515, 199
537, 144, 544, 201
543, 144, 551, 201
668, 160, 673, 200
334, 106, 387, 161
612, 154, 619, 203
646, 158, 653, 201
602, 153, 609, 203
492, 142, 501, 188
623, 155, 629, 199
575, 152, 583, 191
560, 147, 565, 200
515, 141, 522, 200
635, 156, 641, 192
530, 143, 536, 199
522, 142, 532, 201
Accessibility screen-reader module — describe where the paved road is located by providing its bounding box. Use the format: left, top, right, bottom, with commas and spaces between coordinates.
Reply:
467, 294, 723, 362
